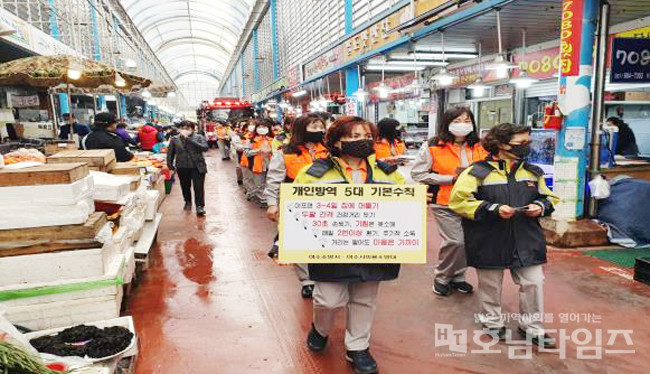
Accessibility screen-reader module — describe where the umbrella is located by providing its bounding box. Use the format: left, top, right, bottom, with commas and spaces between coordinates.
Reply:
0, 55, 151, 89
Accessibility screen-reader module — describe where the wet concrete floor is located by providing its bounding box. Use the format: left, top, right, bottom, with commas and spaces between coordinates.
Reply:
126, 151, 650, 374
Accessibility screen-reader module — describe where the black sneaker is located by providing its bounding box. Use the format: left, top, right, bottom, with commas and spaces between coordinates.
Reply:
183, 202, 192, 211
301, 284, 314, 299
518, 328, 557, 348
267, 244, 279, 259
450, 281, 474, 294
260, 202, 268, 209
196, 207, 206, 216
432, 281, 452, 296
307, 324, 328, 352
345, 349, 378, 374
483, 326, 507, 341
237, 180, 243, 185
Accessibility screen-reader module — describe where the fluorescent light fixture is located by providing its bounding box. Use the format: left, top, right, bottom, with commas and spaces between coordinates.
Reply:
414, 46, 477, 53
365, 65, 425, 72
386, 60, 449, 67
141, 89, 151, 98
292, 90, 307, 97
391, 53, 478, 60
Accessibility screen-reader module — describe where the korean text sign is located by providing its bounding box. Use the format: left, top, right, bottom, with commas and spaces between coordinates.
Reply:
610, 38, 650, 83
278, 184, 427, 264
559, 0, 585, 76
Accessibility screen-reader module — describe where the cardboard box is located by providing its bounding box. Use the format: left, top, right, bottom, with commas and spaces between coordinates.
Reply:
47, 150, 117, 172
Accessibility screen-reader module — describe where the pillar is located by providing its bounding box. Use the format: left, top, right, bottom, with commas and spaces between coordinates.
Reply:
47, 0, 69, 117
270, 0, 280, 80
252, 29, 261, 93
89, 0, 105, 112
120, 95, 127, 119
240, 54, 246, 98
553, 0, 599, 219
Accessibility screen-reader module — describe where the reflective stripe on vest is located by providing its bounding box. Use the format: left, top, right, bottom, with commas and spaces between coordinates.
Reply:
429, 142, 487, 205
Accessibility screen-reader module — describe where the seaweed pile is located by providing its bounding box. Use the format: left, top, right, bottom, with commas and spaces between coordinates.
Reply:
30, 324, 133, 359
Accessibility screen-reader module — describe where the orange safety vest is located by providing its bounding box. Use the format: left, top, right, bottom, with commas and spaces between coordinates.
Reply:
216, 125, 228, 139
240, 135, 272, 173
429, 141, 488, 205
283, 143, 329, 181
374, 139, 406, 160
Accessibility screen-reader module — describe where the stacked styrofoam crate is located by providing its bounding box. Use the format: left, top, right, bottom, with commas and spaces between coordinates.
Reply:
0, 165, 135, 330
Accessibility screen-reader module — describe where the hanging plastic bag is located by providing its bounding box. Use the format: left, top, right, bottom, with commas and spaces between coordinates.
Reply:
589, 175, 611, 200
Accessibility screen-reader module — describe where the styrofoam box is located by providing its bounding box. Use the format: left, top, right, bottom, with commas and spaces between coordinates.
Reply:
0, 175, 94, 206
0, 242, 120, 287
0, 255, 127, 330
90, 172, 131, 202
0, 198, 95, 230
24, 316, 138, 360
122, 246, 136, 284
144, 190, 161, 221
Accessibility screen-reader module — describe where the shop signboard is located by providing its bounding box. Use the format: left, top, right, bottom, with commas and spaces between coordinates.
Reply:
447, 59, 502, 88
304, 46, 343, 80
10, 94, 39, 108
559, 0, 584, 76
286, 65, 303, 88
278, 184, 427, 264
0, 8, 32, 51
343, 6, 411, 62
414, 0, 457, 18
512, 47, 561, 80
610, 38, 650, 83
346, 97, 359, 116
366, 72, 416, 102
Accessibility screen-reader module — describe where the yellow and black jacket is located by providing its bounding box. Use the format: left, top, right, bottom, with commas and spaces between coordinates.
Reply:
449, 159, 559, 269
294, 155, 405, 282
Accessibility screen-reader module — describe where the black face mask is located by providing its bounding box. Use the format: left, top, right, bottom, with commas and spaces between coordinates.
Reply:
303, 131, 324, 143
340, 139, 375, 159
508, 143, 532, 159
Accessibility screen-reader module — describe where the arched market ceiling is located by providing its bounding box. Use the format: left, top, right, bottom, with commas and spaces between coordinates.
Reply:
120, 0, 255, 106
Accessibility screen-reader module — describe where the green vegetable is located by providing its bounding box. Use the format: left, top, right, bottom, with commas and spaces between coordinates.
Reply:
0, 341, 70, 374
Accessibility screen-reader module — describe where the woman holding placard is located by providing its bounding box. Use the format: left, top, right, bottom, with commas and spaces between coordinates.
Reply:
293, 116, 405, 374
411, 107, 487, 297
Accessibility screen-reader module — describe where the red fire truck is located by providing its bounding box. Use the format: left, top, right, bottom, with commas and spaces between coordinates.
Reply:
198, 98, 255, 147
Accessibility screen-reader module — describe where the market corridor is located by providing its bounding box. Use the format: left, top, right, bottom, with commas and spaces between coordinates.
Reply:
126, 151, 650, 374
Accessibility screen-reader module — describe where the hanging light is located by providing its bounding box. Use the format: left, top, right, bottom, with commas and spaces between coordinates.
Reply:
114, 73, 126, 87
141, 89, 151, 98
67, 59, 83, 80
468, 42, 488, 97
124, 59, 137, 69
292, 89, 307, 97
510, 29, 539, 89
485, 10, 517, 78
167, 91, 177, 98
373, 56, 391, 99
354, 65, 368, 98
431, 32, 458, 87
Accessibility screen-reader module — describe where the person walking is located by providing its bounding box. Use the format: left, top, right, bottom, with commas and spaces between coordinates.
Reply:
294, 116, 405, 374
167, 121, 209, 216
374, 118, 406, 162
241, 120, 273, 208
237, 120, 257, 199
216, 122, 231, 160
411, 107, 487, 296
264, 113, 328, 298
82, 112, 134, 162
449, 122, 558, 346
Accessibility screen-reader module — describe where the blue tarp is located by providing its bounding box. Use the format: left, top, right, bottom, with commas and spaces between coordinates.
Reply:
597, 177, 650, 247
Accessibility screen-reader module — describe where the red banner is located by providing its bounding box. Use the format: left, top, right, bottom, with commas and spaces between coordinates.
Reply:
559, 0, 584, 76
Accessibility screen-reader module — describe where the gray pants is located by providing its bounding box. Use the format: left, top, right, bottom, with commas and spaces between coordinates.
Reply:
432, 206, 467, 285
217, 139, 229, 159
294, 264, 314, 286
477, 264, 545, 335
313, 281, 380, 351
252, 172, 267, 203
242, 168, 255, 198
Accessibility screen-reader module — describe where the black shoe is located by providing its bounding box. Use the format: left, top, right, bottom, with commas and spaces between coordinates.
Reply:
345, 349, 378, 374
450, 281, 474, 294
307, 325, 328, 352
183, 202, 192, 211
196, 207, 206, 216
237, 180, 243, 185
267, 244, 279, 259
260, 202, 268, 209
432, 281, 452, 296
301, 284, 314, 299
518, 328, 557, 348
483, 326, 507, 341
